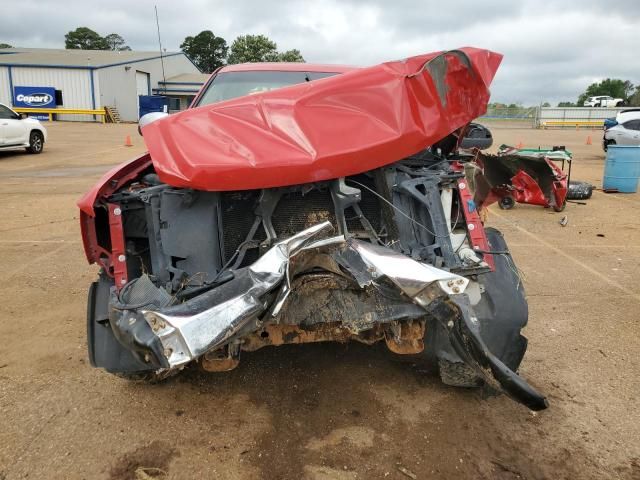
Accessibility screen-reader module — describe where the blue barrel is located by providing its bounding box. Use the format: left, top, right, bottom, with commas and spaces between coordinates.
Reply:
603, 146, 640, 193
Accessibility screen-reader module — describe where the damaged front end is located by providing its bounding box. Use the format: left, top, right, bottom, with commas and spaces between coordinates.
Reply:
80, 48, 547, 411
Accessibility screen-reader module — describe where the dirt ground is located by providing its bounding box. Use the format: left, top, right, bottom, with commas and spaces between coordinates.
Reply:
0, 122, 638, 480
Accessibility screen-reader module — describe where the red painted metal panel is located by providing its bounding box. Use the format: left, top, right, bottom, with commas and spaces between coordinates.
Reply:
142, 48, 502, 191
107, 203, 128, 289
454, 166, 495, 270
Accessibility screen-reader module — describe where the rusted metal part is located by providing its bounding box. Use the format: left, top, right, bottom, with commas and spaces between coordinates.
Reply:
200, 348, 240, 372
241, 319, 427, 353
384, 320, 426, 354
241, 322, 385, 352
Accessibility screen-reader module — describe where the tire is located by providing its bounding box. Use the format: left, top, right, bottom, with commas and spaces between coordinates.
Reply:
603, 139, 615, 152
567, 180, 594, 200
26, 131, 44, 154
438, 359, 482, 388
395, 228, 529, 389
498, 196, 516, 210
553, 200, 566, 212
114, 369, 177, 383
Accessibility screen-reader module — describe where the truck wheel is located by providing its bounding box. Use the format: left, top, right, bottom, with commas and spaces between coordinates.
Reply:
26, 131, 44, 154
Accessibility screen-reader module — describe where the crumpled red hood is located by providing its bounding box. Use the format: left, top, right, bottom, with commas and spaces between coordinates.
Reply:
142, 47, 502, 191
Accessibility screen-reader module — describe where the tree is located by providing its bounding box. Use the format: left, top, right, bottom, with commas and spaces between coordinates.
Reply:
0, 43, 12, 49
629, 86, 640, 107
541, 102, 551, 107
277, 49, 305, 62
557, 101, 576, 107
104, 33, 131, 51
577, 78, 635, 105
227, 35, 278, 64
180, 31, 228, 73
65, 27, 108, 50
227, 35, 306, 64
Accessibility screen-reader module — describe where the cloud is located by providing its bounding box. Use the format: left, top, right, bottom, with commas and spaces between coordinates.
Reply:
1, 0, 639, 104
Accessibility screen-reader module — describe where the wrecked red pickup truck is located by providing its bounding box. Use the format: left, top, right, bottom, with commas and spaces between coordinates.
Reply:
78, 48, 548, 411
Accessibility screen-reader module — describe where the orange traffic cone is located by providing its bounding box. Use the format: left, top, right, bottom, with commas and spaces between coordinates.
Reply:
586, 135, 592, 145
124, 135, 133, 147
516, 141, 524, 149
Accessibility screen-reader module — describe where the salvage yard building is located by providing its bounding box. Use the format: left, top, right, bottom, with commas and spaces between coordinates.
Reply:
0, 48, 208, 122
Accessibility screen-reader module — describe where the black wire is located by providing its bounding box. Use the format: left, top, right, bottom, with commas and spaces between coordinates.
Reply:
345, 179, 448, 238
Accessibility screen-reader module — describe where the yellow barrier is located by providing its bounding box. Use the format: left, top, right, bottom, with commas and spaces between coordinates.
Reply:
542, 120, 604, 130
14, 107, 107, 123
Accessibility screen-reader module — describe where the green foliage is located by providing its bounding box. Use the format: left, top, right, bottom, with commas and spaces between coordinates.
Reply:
227, 35, 305, 64
180, 31, 228, 73
227, 35, 278, 64
64, 27, 109, 50
557, 101, 576, 107
104, 33, 131, 51
577, 78, 634, 105
277, 49, 305, 62
0, 43, 12, 49
541, 102, 551, 107
628, 86, 640, 107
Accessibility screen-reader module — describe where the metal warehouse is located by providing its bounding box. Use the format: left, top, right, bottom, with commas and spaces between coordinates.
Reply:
0, 48, 209, 122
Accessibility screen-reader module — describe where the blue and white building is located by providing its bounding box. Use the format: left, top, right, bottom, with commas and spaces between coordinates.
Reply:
0, 48, 208, 121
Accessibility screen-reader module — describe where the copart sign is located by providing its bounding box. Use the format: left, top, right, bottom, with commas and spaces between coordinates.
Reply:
14, 86, 56, 108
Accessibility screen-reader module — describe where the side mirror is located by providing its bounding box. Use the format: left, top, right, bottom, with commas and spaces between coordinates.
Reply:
19, 112, 29, 119
138, 112, 169, 135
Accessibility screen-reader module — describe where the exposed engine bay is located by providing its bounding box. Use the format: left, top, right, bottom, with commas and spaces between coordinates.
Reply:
85, 151, 547, 411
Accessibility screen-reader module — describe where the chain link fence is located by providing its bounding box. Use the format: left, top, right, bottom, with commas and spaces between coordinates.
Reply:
478, 107, 538, 129
478, 106, 627, 129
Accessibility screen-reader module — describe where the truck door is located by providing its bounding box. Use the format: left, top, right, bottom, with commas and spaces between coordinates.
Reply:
0, 104, 26, 146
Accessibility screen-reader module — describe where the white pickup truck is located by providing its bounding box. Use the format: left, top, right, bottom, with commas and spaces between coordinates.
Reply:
583, 95, 624, 107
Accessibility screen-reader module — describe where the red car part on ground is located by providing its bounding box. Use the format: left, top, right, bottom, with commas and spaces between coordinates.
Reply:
473, 153, 569, 212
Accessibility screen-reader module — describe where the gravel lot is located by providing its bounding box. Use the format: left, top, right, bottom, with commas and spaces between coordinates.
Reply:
0, 122, 638, 479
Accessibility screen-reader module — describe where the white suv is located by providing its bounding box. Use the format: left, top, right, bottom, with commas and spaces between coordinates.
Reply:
583, 95, 624, 107
0, 103, 47, 154
603, 109, 640, 150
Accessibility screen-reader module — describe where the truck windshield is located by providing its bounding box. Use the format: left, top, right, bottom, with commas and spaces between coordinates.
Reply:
195, 71, 340, 106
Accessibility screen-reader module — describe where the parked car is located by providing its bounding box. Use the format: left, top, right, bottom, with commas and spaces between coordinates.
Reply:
616, 108, 640, 124
583, 95, 624, 107
603, 110, 640, 150
79, 49, 548, 411
0, 103, 47, 154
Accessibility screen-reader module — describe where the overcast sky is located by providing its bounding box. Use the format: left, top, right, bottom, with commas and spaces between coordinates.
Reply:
2, 0, 640, 105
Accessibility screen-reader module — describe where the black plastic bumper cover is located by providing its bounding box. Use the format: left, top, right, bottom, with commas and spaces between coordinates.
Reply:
428, 295, 548, 411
